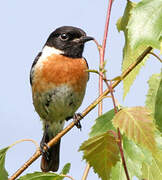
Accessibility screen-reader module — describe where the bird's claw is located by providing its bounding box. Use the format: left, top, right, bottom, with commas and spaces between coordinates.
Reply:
40, 143, 50, 160
73, 113, 83, 130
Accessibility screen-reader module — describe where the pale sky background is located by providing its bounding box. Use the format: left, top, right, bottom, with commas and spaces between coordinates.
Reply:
0, 0, 161, 180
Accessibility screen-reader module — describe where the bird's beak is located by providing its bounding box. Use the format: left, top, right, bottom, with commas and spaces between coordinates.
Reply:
80, 36, 94, 43
73, 36, 94, 43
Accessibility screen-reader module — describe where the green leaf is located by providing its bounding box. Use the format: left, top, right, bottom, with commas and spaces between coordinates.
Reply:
145, 72, 162, 132
59, 163, 70, 175
111, 137, 152, 180
116, 1, 135, 32
89, 109, 115, 137
54, 163, 71, 180
79, 131, 120, 180
18, 172, 64, 180
19, 163, 71, 180
112, 106, 157, 153
142, 157, 162, 180
0, 147, 9, 180
117, 0, 149, 99
145, 72, 162, 133
154, 72, 162, 132
145, 73, 161, 113
128, 0, 162, 50
142, 132, 162, 179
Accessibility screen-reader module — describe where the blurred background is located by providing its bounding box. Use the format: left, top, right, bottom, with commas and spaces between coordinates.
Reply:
0, 0, 161, 179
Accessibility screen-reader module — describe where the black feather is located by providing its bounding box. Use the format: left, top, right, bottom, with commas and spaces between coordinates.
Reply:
30, 52, 42, 85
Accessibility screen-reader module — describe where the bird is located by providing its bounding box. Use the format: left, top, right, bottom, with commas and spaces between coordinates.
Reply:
30, 26, 93, 172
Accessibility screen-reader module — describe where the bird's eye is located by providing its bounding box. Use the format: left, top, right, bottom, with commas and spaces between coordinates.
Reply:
60, 33, 69, 41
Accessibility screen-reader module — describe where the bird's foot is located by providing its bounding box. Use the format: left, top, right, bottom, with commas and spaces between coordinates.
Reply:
73, 113, 83, 130
40, 143, 50, 160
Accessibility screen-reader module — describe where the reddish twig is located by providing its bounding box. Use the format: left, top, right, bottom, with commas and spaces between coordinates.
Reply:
98, 0, 113, 115
93, 0, 130, 178
95, 47, 130, 180
117, 128, 130, 180
82, 1, 114, 179
106, 81, 130, 179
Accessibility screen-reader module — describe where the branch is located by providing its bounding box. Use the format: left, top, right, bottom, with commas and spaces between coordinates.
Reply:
9, 46, 152, 180
98, 0, 113, 114
117, 128, 130, 180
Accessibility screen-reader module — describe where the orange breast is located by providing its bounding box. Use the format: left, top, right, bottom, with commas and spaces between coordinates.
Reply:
32, 54, 88, 93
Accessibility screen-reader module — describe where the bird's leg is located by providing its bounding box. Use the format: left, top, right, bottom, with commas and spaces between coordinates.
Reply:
40, 124, 50, 160
73, 113, 83, 130
66, 113, 83, 130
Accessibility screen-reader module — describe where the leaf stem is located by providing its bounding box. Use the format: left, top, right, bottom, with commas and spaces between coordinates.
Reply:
60, 174, 75, 180
9, 46, 152, 180
81, 164, 90, 180
149, 52, 162, 63
9, 139, 39, 151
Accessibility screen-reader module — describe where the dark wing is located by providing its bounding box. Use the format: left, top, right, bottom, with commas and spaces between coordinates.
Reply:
30, 52, 42, 85
83, 57, 89, 81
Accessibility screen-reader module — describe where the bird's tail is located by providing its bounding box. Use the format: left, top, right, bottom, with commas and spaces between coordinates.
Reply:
40, 125, 61, 172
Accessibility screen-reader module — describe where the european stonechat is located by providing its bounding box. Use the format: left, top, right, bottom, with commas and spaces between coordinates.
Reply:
30, 26, 93, 172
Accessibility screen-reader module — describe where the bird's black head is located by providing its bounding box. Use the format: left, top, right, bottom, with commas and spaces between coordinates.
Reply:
45, 26, 94, 58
